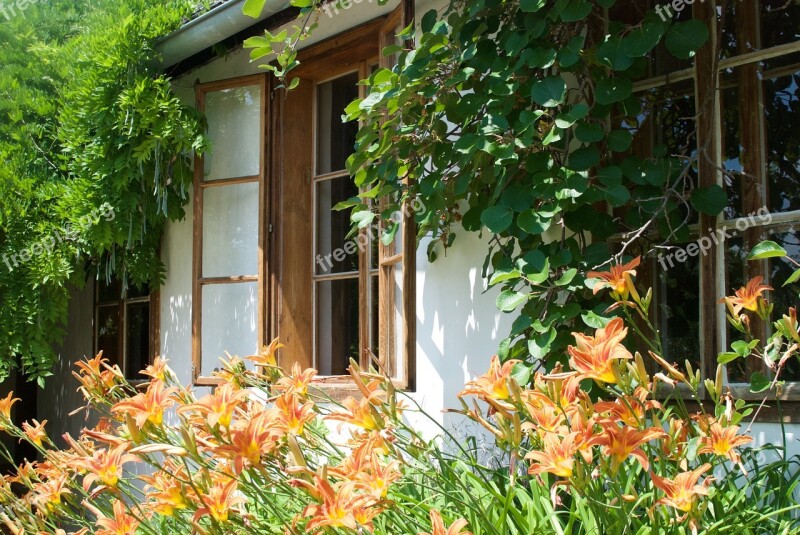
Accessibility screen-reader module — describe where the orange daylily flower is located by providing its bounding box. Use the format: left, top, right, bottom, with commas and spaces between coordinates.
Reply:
73, 353, 124, 397
111, 380, 176, 429
595, 423, 666, 472
81, 443, 138, 490
177, 382, 247, 429
327, 396, 383, 431
521, 391, 568, 438
275, 363, 318, 397
192, 479, 245, 523
722, 275, 772, 315
248, 337, 286, 368
535, 371, 584, 410
141, 470, 188, 517
419, 509, 473, 535
93, 499, 140, 535
0, 391, 19, 430
587, 256, 641, 301
527, 432, 586, 478
349, 450, 402, 499
22, 419, 48, 447
215, 411, 281, 474
293, 475, 377, 532
698, 422, 752, 464
30, 474, 71, 513
275, 392, 316, 436
651, 463, 712, 513
140, 356, 172, 383
568, 318, 633, 384
594, 388, 660, 427
459, 355, 520, 413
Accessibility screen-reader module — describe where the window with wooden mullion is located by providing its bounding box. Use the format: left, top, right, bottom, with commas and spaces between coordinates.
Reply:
715, 0, 800, 389
193, 74, 267, 385
94, 279, 156, 381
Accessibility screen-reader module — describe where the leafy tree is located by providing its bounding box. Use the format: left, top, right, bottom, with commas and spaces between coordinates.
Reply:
0, 0, 207, 382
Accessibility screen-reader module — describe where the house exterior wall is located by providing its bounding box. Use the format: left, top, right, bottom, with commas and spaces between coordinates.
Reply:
40, 282, 97, 447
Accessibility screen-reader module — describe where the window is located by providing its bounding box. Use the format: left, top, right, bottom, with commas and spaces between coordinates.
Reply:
94, 279, 158, 381
193, 75, 267, 385
193, 8, 415, 389
606, 0, 800, 400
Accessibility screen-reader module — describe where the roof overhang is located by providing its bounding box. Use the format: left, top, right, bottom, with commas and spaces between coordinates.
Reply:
156, 0, 290, 68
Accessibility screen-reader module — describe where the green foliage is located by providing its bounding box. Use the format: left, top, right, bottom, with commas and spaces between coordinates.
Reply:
334, 0, 713, 373
0, 0, 206, 382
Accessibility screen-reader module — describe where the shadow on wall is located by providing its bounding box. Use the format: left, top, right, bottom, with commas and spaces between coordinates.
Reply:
40, 282, 99, 449
413, 229, 512, 440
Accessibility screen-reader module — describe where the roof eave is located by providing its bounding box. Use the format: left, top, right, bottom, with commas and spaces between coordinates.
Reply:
156, 0, 289, 68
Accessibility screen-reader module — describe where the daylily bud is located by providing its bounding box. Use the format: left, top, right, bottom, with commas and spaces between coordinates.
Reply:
634, 351, 650, 388
704, 379, 718, 404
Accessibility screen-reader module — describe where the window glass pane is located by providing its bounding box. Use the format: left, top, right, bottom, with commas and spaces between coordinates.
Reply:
316, 72, 359, 175
764, 63, 800, 214
315, 177, 359, 275
316, 278, 360, 376
125, 302, 150, 379
202, 182, 259, 278
723, 59, 800, 217
392, 263, 404, 381
204, 85, 262, 181
98, 280, 122, 304
201, 283, 258, 375
722, 1, 799, 60
97, 305, 121, 368
761, 0, 800, 52
370, 273, 379, 358
768, 227, 800, 381
618, 82, 699, 228
127, 283, 151, 299
654, 246, 700, 374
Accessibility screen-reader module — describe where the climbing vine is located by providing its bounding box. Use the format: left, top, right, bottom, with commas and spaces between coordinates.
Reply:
247, 0, 717, 377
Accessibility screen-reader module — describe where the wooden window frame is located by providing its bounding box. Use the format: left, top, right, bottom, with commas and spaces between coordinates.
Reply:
269, 7, 416, 396
189, 7, 415, 394
193, 74, 269, 386
93, 280, 160, 382
605, 1, 800, 407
